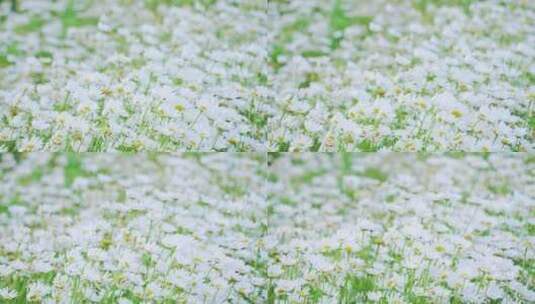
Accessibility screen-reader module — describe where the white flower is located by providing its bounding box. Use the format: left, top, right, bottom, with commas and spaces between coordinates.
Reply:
27, 282, 51, 302
367, 291, 382, 301
369, 22, 383, 32
267, 264, 283, 277
0, 288, 17, 300
117, 298, 133, 304
486, 282, 504, 300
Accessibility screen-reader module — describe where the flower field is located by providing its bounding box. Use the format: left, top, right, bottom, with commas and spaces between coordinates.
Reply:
0, 0, 268, 152
0, 153, 268, 303
0, 153, 533, 303
267, 0, 534, 152
266, 153, 534, 303
0, 0, 533, 152
0, 0, 534, 303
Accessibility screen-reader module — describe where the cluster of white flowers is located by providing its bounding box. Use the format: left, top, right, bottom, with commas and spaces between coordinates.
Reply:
265, 153, 534, 303
1, 153, 533, 303
0, 0, 268, 151
0, 0, 533, 303
267, 0, 534, 152
0, 153, 268, 302
1, 0, 533, 152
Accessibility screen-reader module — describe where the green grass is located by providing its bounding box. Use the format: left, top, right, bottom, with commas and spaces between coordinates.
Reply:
0, 54, 11, 68
359, 167, 388, 182
487, 182, 511, 196
356, 139, 379, 152
35, 50, 53, 62
87, 136, 105, 152
64, 153, 86, 187
298, 72, 320, 89
338, 274, 376, 303
291, 169, 327, 186
329, 0, 372, 49
0, 272, 57, 304
30, 72, 48, 85
56, 0, 99, 38
241, 107, 268, 136
17, 167, 44, 186
340, 152, 353, 175
14, 16, 45, 34
301, 50, 328, 58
